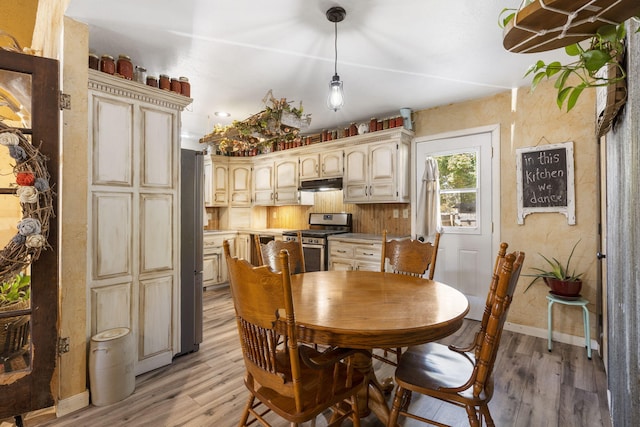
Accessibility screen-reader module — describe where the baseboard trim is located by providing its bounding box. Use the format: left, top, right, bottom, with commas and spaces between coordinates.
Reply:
56, 389, 90, 417
504, 322, 599, 353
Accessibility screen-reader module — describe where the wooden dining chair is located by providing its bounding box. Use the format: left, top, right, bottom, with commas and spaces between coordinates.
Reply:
380, 230, 441, 279
374, 230, 441, 367
388, 244, 525, 427
254, 232, 306, 274
223, 240, 365, 427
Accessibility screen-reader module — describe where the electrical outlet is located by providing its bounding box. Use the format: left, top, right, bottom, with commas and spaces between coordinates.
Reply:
393, 209, 399, 218
272, 211, 277, 219
403, 208, 409, 219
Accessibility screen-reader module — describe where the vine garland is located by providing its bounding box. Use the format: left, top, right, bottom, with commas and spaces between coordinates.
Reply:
0, 121, 54, 285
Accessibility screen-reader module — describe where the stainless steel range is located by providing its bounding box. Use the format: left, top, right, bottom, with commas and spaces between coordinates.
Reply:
283, 213, 352, 272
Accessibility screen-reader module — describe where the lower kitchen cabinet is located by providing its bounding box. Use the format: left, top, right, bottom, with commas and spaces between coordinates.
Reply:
235, 232, 251, 261
203, 232, 236, 288
328, 235, 382, 271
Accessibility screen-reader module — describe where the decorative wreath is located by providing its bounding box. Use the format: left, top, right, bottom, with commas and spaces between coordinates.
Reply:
0, 121, 54, 285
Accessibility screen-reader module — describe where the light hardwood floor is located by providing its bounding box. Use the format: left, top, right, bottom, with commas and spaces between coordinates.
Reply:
24, 286, 610, 427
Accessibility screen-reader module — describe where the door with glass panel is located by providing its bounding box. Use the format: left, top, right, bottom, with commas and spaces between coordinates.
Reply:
413, 126, 498, 320
0, 50, 59, 419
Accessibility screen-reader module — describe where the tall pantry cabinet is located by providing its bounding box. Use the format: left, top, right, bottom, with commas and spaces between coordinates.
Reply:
87, 70, 192, 375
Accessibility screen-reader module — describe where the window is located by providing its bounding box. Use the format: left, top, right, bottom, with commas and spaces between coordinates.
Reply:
435, 149, 478, 230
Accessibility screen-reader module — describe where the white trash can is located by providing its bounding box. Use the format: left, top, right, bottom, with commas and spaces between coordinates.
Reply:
89, 327, 135, 406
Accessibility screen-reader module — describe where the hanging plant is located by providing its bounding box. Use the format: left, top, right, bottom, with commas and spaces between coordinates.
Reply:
200, 90, 311, 155
499, 1, 640, 112
524, 23, 627, 111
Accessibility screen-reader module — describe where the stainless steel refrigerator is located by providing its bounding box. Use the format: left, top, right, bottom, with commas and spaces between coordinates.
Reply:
176, 149, 204, 356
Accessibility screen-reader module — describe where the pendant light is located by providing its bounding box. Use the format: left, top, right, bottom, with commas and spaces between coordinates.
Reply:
326, 6, 346, 111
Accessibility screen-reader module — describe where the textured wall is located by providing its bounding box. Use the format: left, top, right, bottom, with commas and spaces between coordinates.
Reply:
413, 79, 599, 338
606, 19, 640, 426
0, 0, 38, 49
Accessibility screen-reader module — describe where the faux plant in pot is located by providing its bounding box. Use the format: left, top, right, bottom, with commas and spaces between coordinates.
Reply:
0, 272, 31, 310
524, 240, 583, 297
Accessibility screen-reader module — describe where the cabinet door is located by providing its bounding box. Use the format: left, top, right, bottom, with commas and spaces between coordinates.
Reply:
235, 233, 251, 261
343, 146, 369, 202
299, 153, 320, 180
368, 143, 397, 201
329, 259, 355, 271
203, 254, 216, 287
355, 261, 380, 271
274, 157, 299, 205
321, 150, 343, 177
229, 162, 252, 206
219, 238, 235, 283
253, 161, 274, 205
212, 161, 228, 206
203, 156, 213, 207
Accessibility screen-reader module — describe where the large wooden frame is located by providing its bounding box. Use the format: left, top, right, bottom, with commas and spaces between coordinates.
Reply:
0, 50, 59, 419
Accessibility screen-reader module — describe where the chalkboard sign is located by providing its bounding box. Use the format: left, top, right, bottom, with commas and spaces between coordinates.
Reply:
516, 142, 575, 224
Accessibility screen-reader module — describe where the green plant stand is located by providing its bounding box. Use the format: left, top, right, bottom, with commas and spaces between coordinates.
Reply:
546, 293, 591, 359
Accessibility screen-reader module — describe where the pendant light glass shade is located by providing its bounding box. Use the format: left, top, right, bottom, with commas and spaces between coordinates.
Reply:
326, 6, 346, 112
328, 74, 344, 111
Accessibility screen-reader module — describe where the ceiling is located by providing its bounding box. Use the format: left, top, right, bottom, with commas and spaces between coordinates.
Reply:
65, 0, 569, 142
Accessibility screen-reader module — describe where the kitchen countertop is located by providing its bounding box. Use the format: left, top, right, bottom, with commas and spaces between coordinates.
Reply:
204, 228, 290, 236
203, 230, 238, 235
328, 232, 409, 243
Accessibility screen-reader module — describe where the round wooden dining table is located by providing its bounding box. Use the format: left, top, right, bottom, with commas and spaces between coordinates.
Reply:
288, 270, 470, 425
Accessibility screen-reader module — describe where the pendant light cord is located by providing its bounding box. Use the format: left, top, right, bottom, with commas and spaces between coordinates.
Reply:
334, 21, 338, 76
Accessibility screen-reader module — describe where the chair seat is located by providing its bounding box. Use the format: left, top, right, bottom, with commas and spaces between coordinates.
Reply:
254, 347, 364, 423
395, 342, 493, 404
247, 345, 365, 423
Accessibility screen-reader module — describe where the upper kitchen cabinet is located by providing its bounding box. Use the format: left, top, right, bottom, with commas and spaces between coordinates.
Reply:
203, 155, 213, 206
87, 69, 191, 375
299, 149, 343, 181
343, 130, 411, 203
207, 155, 229, 207
203, 156, 251, 207
253, 154, 313, 206
228, 158, 252, 207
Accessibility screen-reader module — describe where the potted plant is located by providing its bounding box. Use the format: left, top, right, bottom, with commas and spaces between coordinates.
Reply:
524, 240, 583, 297
0, 272, 31, 310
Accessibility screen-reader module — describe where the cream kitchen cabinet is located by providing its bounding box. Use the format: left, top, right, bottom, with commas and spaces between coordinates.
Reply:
204, 156, 251, 207
211, 156, 229, 206
203, 232, 236, 288
203, 155, 213, 207
235, 232, 251, 261
328, 235, 382, 272
253, 156, 312, 206
228, 159, 252, 206
299, 149, 343, 181
204, 155, 230, 207
343, 134, 410, 203
88, 70, 191, 375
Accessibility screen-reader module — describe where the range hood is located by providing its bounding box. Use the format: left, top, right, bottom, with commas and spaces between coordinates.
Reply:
299, 177, 343, 192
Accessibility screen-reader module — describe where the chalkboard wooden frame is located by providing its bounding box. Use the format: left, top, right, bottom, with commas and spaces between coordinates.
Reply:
516, 141, 575, 225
